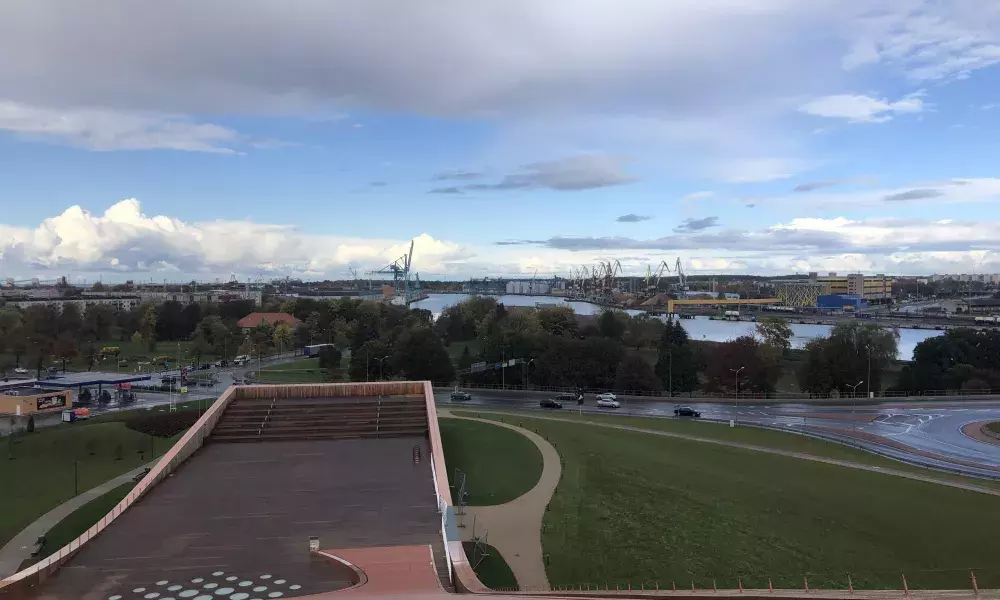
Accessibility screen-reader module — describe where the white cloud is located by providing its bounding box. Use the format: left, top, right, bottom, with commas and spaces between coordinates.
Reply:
3, 199, 1000, 279
0, 101, 243, 153
682, 191, 714, 201
757, 177, 1000, 209
798, 92, 925, 123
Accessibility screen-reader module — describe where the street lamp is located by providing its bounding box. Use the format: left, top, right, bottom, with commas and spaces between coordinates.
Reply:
848, 380, 864, 403
729, 366, 745, 422
377, 356, 389, 381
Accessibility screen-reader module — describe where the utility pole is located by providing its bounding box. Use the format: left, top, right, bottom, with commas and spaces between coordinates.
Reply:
668, 349, 673, 398
729, 366, 745, 424
867, 345, 872, 399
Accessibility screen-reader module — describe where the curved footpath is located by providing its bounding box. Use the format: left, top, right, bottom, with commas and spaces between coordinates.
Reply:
453, 409, 1000, 497
439, 408, 562, 592
0, 461, 156, 577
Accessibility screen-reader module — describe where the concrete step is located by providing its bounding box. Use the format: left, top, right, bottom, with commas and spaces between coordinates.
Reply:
210, 428, 428, 443
430, 540, 456, 593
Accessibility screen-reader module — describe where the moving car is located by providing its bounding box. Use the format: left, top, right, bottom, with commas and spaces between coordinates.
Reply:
13, 367, 27, 374
540, 397, 564, 409
674, 406, 701, 418
596, 397, 620, 408
450, 390, 472, 401
596, 392, 617, 402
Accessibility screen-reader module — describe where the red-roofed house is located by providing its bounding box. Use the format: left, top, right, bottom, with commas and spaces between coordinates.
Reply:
237, 312, 301, 334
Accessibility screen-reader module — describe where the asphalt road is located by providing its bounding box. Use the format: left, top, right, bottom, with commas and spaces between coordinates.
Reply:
435, 390, 1000, 480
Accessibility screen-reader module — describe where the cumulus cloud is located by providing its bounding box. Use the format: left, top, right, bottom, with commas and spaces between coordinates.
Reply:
674, 217, 720, 233
0, 199, 473, 277
616, 214, 652, 223
798, 92, 925, 123
465, 155, 636, 192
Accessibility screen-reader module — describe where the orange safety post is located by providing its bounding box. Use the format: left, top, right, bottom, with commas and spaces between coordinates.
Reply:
672, 581, 676, 591
848, 575, 854, 594
738, 577, 743, 593
902, 573, 910, 599
971, 570, 979, 597
768, 578, 773, 593
804, 575, 809, 593
713, 579, 717, 592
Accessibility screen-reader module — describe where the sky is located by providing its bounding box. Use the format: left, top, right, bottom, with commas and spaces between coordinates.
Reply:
1, 0, 1000, 282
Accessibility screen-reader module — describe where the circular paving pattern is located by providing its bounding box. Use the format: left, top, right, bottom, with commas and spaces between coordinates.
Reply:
108, 572, 304, 600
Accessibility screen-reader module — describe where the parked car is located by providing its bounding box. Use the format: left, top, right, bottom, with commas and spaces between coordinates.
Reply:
555, 393, 576, 404
13, 367, 27, 374
540, 397, 564, 409
596, 397, 621, 408
199, 363, 211, 370
596, 392, 617, 402
450, 390, 472, 401
674, 406, 701, 418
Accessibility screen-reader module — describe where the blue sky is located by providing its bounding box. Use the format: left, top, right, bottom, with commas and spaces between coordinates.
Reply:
1, 1, 999, 281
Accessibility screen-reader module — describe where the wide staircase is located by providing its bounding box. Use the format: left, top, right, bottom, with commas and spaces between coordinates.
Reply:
210, 395, 429, 442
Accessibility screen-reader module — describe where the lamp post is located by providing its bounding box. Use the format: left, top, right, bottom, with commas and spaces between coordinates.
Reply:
377, 357, 389, 381
866, 345, 872, 400
848, 380, 864, 414
729, 366, 745, 423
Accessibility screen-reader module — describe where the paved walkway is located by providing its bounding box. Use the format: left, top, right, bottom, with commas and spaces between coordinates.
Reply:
440, 409, 562, 592
0, 461, 156, 577
451, 409, 1000, 497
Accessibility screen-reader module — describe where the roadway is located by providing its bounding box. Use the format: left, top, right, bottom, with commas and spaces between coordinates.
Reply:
435, 390, 1000, 480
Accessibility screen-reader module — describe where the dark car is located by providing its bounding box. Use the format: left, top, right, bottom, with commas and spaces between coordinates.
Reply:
674, 406, 701, 418
541, 397, 564, 409
450, 390, 472, 401
200, 363, 212, 370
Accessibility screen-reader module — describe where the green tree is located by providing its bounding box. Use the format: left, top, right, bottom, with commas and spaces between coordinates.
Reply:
138, 303, 158, 350
457, 346, 474, 371
131, 331, 144, 347
53, 332, 78, 372
391, 328, 455, 383
654, 320, 701, 394
798, 322, 899, 396
238, 336, 254, 357
190, 330, 211, 364
348, 339, 393, 382
56, 303, 83, 337
83, 303, 115, 340
614, 354, 663, 393
536, 306, 579, 337
703, 335, 779, 396
597, 310, 627, 340
318, 346, 343, 381
273, 322, 293, 353
755, 317, 793, 356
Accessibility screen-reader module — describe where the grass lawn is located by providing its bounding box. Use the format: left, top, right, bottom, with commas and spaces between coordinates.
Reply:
466, 412, 1000, 591
986, 421, 1000, 436
440, 418, 543, 505
257, 358, 328, 383
463, 541, 518, 590
0, 420, 184, 548
453, 408, 1000, 492
38, 481, 136, 560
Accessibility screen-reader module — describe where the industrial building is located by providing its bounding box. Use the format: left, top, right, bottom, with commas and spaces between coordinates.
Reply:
773, 273, 893, 307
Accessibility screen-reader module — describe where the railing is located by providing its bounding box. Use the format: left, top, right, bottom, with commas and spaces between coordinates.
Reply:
435, 381, 1000, 402
423, 380, 489, 594
0, 385, 238, 593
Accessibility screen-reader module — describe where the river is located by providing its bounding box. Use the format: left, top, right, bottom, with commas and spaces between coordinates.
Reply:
410, 293, 942, 360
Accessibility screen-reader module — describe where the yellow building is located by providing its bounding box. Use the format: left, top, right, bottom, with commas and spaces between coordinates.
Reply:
773, 273, 894, 307
0, 384, 72, 416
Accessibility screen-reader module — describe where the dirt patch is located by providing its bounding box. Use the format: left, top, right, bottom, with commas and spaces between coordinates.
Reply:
123, 411, 200, 437
960, 421, 1000, 447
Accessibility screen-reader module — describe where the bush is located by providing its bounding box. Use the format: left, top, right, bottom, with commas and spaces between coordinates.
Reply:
124, 411, 200, 438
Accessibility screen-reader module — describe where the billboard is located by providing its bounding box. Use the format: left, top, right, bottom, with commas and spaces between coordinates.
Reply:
36, 393, 67, 411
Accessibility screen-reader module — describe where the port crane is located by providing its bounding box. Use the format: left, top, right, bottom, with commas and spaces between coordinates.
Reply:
365, 239, 415, 301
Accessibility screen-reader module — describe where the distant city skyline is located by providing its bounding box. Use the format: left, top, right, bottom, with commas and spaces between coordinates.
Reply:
1, 2, 1000, 280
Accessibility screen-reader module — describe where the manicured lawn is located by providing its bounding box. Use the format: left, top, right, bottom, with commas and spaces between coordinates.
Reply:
39, 482, 136, 559
453, 408, 1000, 491
257, 358, 328, 383
0, 421, 181, 548
463, 541, 518, 590
467, 413, 1000, 591
986, 421, 1000, 436
440, 418, 543, 505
